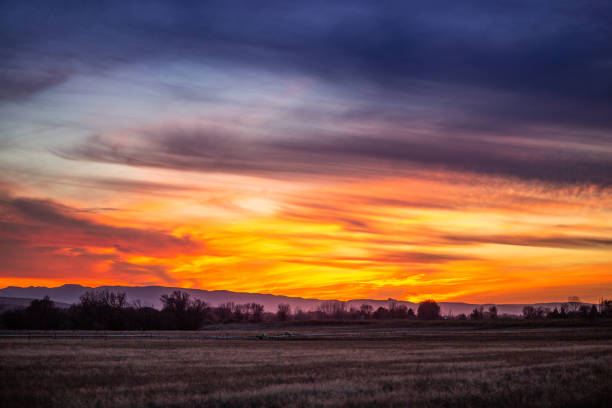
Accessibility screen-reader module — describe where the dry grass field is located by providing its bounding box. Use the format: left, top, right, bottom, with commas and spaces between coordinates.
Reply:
1, 326, 611, 407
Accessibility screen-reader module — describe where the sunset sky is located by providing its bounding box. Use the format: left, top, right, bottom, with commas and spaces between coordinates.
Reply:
1, 1, 611, 303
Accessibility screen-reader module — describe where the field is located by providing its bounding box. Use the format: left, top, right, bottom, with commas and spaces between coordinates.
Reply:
1, 325, 611, 407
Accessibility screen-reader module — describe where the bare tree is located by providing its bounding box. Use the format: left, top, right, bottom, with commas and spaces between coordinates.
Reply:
560, 303, 568, 318
277, 303, 291, 321
232, 304, 245, 322
317, 300, 346, 319
80, 290, 127, 310
160, 291, 208, 330
600, 299, 612, 318
567, 296, 582, 313
247, 303, 264, 322
215, 303, 234, 322
360, 304, 373, 318
522, 306, 546, 319
373, 306, 389, 319
389, 302, 408, 319
470, 306, 484, 320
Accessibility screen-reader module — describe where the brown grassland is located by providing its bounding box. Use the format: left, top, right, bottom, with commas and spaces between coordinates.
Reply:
1, 325, 611, 407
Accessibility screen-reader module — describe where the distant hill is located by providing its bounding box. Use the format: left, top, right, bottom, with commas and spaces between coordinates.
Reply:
0, 284, 579, 316
0, 296, 71, 312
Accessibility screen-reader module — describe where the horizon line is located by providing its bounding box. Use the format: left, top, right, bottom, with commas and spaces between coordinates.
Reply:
1, 283, 604, 306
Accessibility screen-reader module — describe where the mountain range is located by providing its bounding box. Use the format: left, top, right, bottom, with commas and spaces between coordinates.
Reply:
0, 284, 581, 316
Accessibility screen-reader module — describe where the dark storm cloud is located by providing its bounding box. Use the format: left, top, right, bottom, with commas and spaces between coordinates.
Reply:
2, 1, 612, 127
5, 0, 612, 185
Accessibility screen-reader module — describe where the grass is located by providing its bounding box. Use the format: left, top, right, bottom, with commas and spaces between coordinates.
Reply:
1, 326, 611, 407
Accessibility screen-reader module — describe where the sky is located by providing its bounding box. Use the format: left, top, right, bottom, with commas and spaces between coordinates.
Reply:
1, 0, 611, 303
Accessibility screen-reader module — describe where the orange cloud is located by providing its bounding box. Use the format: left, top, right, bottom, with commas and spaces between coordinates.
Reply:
1, 170, 611, 303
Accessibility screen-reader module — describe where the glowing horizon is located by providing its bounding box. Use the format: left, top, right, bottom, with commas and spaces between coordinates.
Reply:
1, 2, 611, 304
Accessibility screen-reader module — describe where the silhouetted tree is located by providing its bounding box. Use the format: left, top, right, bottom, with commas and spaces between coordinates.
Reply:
600, 299, 612, 318
470, 306, 484, 320
247, 303, 264, 322
293, 307, 308, 321
317, 301, 346, 319
578, 305, 591, 319
233, 304, 245, 322
522, 306, 546, 320
133, 306, 166, 330
73, 290, 130, 329
373, 306, 389, 319
559, 304, 568, 318
215, 303, 233, 322
389, 302, 408, 319
360, 304, 373, 318
417, 300, 440, 320
277, 303, 291, 321
160, 291, 208, 330
567, 296, 582, 313
547, 307, 561, 319
25, 296, 63, 329
488, 306, 498, 320
2, 308, 26, 329
588, 305, 598, 321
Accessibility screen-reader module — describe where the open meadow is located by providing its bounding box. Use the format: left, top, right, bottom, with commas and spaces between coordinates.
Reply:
1, 325, 611, 408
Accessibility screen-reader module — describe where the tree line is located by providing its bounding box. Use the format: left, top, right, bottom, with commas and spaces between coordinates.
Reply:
520, 297, 612, 320
1, 291, 610, 330
1, 290, 266, 330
